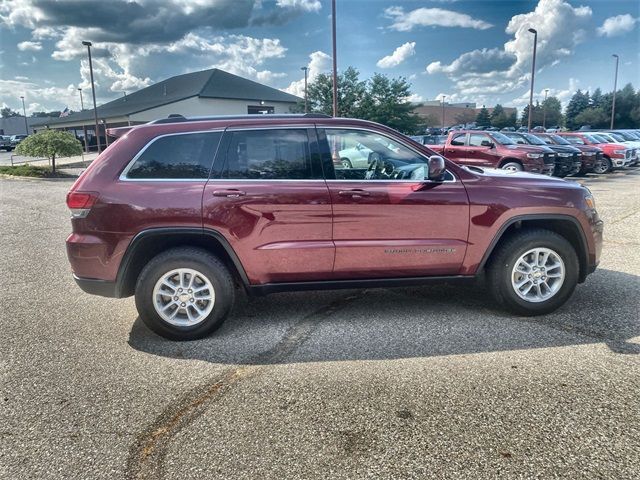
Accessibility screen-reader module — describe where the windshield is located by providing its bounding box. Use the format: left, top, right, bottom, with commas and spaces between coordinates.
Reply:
588, 134, 608, 143
607, 132, 627, 142
488, 132, 515, 145
562, 136, 582, 145
549, 134, 571, 145
522, 133, 547, 145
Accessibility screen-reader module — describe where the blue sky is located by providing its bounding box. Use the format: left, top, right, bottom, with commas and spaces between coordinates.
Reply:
0, 0, 638, 115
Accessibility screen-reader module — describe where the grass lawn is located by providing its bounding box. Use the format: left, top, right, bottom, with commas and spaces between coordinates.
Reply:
0, 164, 75, 178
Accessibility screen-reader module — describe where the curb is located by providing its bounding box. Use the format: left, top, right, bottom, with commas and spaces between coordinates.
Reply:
0, 173, 78, 181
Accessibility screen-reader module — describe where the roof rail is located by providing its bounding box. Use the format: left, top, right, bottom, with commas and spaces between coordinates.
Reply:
147, 113, 331, 125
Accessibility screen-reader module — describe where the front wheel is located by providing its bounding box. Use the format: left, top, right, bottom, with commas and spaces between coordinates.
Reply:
340, 158, 353, 169
594, 156, 612, 174
501, 161, 523, 172
135, 247, 235, 340
487, 229, 578, 316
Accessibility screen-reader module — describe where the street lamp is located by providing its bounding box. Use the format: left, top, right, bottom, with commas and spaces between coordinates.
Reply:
19, 95, 28, 135
527, 28, 538, 132
78, 87, 89, 153
611, 54, 619, 129
82, 40, 101, 153
331, 0, 338, 117
441, 95, 446, 129
542, 88, 549, 129
301, 66, 309, 113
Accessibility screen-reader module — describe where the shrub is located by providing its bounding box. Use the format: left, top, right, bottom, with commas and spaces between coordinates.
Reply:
15, 130, 82, 173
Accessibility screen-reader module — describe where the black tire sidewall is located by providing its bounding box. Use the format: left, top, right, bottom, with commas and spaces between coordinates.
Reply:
491, 232, 578, 316
135, 249, 234, 341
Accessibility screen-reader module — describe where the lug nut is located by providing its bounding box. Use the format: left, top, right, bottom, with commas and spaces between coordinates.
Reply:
188, 289, 192, 293
181, 302, 186, 307
173, 296, 178, 301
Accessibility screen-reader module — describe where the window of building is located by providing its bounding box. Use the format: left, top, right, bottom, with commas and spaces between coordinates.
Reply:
126, 132, 221, 179
247, 105, 275, 114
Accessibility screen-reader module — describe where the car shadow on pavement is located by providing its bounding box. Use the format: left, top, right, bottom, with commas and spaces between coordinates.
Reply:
128, 268, 640, 365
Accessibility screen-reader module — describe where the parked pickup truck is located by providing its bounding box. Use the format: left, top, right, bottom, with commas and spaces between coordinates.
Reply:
426, 130, 556, 176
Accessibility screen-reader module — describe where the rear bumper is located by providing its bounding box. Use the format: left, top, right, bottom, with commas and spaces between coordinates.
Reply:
73, 275, 118, 298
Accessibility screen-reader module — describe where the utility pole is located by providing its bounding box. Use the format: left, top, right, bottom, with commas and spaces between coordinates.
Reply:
527, 28, 537, 132
82, 40, 101, 153
542, 88, 549, 129
20, 96, 28, 135
441, 95, 446, 130
610, 54, 619, 129
331, 0, 338, 117
301, 66, 309, 113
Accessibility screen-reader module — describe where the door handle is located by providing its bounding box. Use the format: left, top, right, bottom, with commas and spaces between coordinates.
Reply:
468, 150, 477, 153
338, 189, 370, 198
212, 189, 246, 198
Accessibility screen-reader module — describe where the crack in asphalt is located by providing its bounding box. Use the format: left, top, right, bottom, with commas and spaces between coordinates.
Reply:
125, 291, 364, 480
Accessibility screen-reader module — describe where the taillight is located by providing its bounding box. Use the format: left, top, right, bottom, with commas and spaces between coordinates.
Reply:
66, 191, 98, 218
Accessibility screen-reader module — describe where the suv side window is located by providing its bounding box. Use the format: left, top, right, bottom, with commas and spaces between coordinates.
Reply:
222, 129, 312, 179
450, 133, 466, 146
126, 132, 221, 179
469, 133, 489, 147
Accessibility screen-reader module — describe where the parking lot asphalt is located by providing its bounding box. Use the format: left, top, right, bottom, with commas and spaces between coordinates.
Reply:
1, 170, 639, 480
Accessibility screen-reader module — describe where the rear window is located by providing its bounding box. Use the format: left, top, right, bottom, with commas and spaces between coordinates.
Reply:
126, 132, 221, 179
222, 129, 312, 179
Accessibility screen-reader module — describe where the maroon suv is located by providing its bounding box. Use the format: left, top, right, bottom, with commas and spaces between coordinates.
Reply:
66, 114, 603, 340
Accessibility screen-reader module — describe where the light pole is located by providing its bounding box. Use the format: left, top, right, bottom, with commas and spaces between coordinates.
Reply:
526, 28, 538, 132
77, 88, 89, 153
82, 40, 101, 153
441, 95, 446, 129
542, 88, 549, 129
301, 66, 309, 113
610, 54, 619, 129
19, 95, 28, 134
331, 0, 338, 117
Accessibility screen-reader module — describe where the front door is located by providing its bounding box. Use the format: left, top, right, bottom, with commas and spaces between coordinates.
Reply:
320, 128, 470, 279
202, 127, 334, 285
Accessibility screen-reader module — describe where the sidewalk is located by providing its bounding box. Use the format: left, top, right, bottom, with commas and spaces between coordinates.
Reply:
7, 152, 99, 176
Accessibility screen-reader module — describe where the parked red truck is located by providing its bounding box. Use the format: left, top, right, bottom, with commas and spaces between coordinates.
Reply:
426, 130, 557, 176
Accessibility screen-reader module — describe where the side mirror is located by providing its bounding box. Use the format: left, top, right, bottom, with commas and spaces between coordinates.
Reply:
427, 155, 446, 181
480, 140, 494, 148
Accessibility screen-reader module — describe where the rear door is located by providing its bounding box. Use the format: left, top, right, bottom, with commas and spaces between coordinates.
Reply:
202, 127, 333, 285
320, 127, 469, 279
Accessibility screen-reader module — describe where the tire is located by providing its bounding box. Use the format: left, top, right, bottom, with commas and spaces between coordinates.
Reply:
487, 229, 579, 316
500, 161, 523, 172
135, 247, 235, 340
341, 158, 352, 169
595, 156, 612, 174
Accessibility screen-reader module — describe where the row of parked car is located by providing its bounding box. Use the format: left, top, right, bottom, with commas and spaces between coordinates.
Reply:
0, 134, 28, 151
406, 129, 640, 176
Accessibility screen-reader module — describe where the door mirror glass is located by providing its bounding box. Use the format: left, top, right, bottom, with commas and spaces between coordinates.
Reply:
480, 139, 494, 148
428, 155, 446, 181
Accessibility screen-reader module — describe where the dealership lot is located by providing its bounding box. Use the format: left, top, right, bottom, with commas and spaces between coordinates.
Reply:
1, 171, 639, 479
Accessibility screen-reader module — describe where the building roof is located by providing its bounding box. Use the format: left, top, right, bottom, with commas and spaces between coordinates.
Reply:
32, 68, 301, 126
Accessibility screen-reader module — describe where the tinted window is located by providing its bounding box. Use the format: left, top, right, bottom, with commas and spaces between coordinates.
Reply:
563, 136, 584, 145
223, 129, 312, 179
127, 132, 221, 179
450, 133, 466, 146
469, 134, 489, 147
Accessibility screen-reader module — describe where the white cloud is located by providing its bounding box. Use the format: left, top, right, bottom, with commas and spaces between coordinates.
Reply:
284, 50, 331, 97
426, 0, 592, 98
404, 93, 424, 103
597, 14, 638, 37
276, 0, 321, 12
510, 78, 583, 109
17, 41, 42, 51
385, 6, 492, 31
0, 79, 82, 114
376, 42, 416, 68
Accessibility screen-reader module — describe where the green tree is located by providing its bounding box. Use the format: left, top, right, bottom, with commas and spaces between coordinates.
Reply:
306, 66, 366, 118
565, 90, 590, 129
574, 108, 609, 128
590, 88, 603, 109
15, 130, 82, 174
541, 96, 563, 127
1, 107, 20, 118
360, 73, 421, 133
507, 110, 518, 128
476, 107, 491, 127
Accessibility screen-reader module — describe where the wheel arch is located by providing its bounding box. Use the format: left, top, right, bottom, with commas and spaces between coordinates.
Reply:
115, 227, 249, 298
478, 214, 590, 283
498, 157, 524, 168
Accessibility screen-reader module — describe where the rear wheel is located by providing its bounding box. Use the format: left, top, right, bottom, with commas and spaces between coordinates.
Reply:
341, 158, 352, 169
487, 229, 578, 316
135, 247, 235, 340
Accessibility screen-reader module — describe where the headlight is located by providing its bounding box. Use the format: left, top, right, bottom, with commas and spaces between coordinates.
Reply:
584, 194, 596, 210
614, 149, 625, 155
527, 153, 543, 158
558, 153, 571, 157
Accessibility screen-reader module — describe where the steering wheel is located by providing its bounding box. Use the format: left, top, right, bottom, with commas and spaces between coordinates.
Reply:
366, 153, 383, 179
